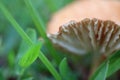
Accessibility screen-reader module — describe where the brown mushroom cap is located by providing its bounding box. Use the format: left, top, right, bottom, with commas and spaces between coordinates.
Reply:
47, 0, 120, 34
48, 18, 120, 56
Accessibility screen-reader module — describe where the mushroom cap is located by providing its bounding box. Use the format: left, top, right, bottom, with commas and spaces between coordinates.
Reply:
48, 18, 120, 55
47, 0, 120, 34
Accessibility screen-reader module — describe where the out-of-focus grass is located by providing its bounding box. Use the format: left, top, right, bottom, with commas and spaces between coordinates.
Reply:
24, 0, 62, 63
0, 0, 73, 55
0, 0, 73, 80
0, 1, 61, 80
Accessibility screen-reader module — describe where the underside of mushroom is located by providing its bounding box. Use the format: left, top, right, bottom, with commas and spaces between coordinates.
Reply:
48, 18, 120, 56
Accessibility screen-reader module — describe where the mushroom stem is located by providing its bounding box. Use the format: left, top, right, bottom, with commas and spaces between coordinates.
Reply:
89, 53, 101, 77
89, 53, 106, 77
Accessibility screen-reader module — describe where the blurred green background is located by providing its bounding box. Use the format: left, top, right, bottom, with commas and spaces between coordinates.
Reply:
0, 0, 73, 80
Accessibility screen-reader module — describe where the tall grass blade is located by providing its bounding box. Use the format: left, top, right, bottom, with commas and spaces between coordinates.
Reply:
24, 0, 61, 63
38, 52, 62, 80
24, 0, 46, 39
0, 3, 61, 80
0, 3, 33, 46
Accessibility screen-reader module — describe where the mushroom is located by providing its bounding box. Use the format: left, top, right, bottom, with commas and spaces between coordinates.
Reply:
47, 0, 120, 75
48, 18, 120, 75
48, 18, 120, 56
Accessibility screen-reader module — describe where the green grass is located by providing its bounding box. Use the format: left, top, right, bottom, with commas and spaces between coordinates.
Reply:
24, 0, 61, 63
0, 2, 61, 80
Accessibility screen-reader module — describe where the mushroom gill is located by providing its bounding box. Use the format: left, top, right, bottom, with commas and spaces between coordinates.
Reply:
48, 18, 120, 57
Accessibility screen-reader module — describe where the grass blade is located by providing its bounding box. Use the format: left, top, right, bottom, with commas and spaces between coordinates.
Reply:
90, 51, 120, 80
0, 3, 33, 46
59, 57, 77, 80
38, 52, 62, 80
17, 28, 37, 61
8, 50, 15, 68
59, 58, 69, 79
19, 42, 42, 67
90, 61, 109, 80
106, 51, 120, 77
0, 3, 61, 80
24, 0, 61, 63
24, 0, 46, 39
16, 28, 37, 79
26, 28, 37, 43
